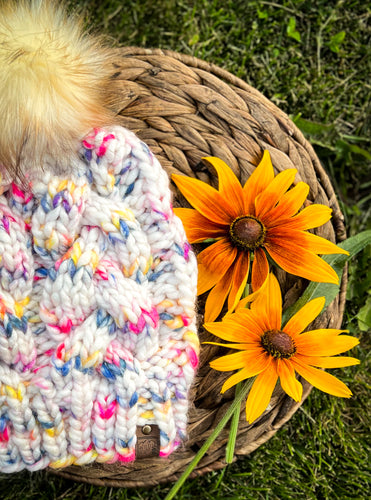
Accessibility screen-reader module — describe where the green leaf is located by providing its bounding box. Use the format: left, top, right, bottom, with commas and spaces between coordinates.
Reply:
287, 17, 301, 42
282, 230, 371, 324
335, 139, 371, 161
293, 116, 333, 136
189, 33, 199, 46
357, 294, 371, 331
328, 31, 346, 53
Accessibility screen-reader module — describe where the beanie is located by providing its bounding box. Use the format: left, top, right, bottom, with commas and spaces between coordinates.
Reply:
0, 126, 199, 472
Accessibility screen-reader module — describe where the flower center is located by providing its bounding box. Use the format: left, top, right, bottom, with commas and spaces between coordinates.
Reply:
229, 215, 266, 250
261, 329, 296, 359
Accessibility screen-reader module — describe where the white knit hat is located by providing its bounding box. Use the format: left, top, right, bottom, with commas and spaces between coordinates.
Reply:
0, 126, 199, 471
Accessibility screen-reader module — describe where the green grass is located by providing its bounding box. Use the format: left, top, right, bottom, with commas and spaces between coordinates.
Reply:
1, 1, 370, 498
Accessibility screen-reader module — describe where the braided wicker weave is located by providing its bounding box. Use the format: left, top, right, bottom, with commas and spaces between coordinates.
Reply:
52, 47, 347, 487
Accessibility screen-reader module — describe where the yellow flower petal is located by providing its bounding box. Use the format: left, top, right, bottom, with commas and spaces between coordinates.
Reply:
295, 354, 360, 368
197, 260, 221, 296
265, 239, 340, 284
173, 208, 226, 242
227, 252, 250, 312
251, 248, 269, 292
243, 150, 275, 214
277, 359, 303, 402
245, 362, 278, 424
283, 297, 325, 337
210, 350, 254, 372
291, 357, 352, 397
204, 312, 263, 343
198, 238, 237, 275
172, 174, 235, 223
262, 181, 310, 227
268, 229, 349, 256
203, 156, 245, 214
255, 168, 297, 218
203, 266, 234, 322
295, 331, 359, 356
250, 273, 282, 331
282, 204, 333, 230
219, 353, 270, 393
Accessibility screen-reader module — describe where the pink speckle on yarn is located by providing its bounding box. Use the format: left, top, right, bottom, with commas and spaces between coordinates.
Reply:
0, 427, 9, 443
129, 314, 146, 334
186, 346, 199, 369
95, 268, 109, 280
58, 319, 73, 334
96, 400, 117, 420
144, 307, 159, 328
96, 134, 115, 157
180, 315, 191, 327
117, 451, 135, 462
55, 343, 65, 360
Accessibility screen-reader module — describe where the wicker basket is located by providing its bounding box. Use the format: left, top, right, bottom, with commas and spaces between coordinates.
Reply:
52, 47, 347, 487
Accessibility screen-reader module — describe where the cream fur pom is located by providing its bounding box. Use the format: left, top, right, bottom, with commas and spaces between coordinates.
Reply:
0, 0, 118, 179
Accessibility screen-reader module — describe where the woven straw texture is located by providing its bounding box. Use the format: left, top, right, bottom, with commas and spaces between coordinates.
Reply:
52, 47, 347, 487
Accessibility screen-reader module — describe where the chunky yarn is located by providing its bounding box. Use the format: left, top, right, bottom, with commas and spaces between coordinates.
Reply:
0, 126, 199, 471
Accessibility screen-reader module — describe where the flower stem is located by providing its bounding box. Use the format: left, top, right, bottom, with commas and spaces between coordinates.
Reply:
164, 378, 254, 500
225, 382, 243, 464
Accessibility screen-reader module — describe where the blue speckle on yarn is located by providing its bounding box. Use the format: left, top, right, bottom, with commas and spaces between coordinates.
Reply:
36, 267, 48, 277
9, 314, 23, 330
0, 415, 9, 432
173, 243, 184, 256
34, 245, 49, 257
85, 149, 92, 162
125, 182, 135, 196
101, 361, 123, 380
151, 393, 165, 404
96, 309, 111, 328
129, 392, 138, 408
68, 260, 76, 278
159, 312, 173, 321
119, 220, 130, 238
148, 270, 163, 282
86, 169, 93, 184
39, 420, 54, 429
48, 267, 57, 281
40, 195, 50, 212
160, 429, 170, 443
75, 355, 81, 370
54, 359, 72, 376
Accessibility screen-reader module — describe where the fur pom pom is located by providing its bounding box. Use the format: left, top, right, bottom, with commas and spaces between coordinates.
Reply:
0, 0, 118, 179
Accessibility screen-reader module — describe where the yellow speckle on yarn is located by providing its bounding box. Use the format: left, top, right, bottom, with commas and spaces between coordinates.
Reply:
143, 256, 153, 275
165, 316, 184, 329
157, 299, 174, 310
45, 230, 58, 251
90, 250, 99, 270
14, 297, 30, 318
140, 410, 155, 419
45, 428, 55, 437
49, 455, 75, 469
56, 179, 69, 192
183, 330, 199, 346
71, 242, 82, 265
5, 384, 23, 401
114, 208, 135, 222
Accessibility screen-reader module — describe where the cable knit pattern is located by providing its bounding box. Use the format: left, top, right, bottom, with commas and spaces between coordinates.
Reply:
0, 126, 198, 471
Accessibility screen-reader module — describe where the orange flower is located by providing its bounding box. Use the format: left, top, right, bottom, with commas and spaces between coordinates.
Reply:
173, 152, 348, 321
204, 273, 359, 424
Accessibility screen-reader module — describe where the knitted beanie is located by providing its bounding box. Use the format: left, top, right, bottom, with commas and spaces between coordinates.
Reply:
0, 126, 199, 472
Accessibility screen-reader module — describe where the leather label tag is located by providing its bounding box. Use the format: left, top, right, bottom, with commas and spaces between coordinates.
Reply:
136, 425, 160, 458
